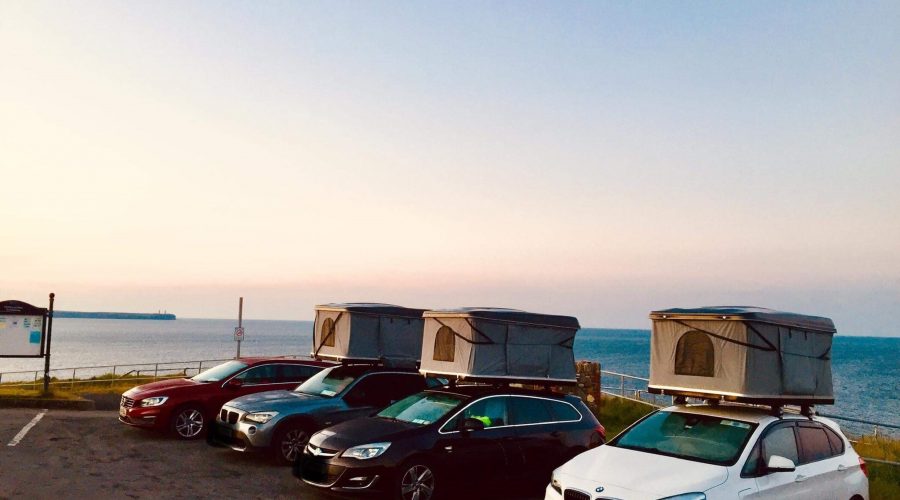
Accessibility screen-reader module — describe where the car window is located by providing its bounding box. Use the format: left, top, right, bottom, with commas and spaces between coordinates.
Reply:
381, 375, 427, 405
611, 411, 757, 465
379, 392, 467, 426
279, 364, 321, 383
797, 424, 834, 464
824, 426, 845, 455
295, 365, 368, 398
509, 397, 554, 425
234, 364, 278, 384
547, 400, 582, 422
741, 441, 762, 477
192, 361, 248, 382
762, 424, 799, 465
343, 373, 423, 407
445, 396, 510, 430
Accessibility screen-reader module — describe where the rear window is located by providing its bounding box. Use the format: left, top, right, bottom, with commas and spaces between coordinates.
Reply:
509, 397, 554, 425
611, 411, 757, 465
798, 425, 833, 464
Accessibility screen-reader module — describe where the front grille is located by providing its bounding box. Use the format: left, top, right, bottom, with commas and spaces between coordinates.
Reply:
564, 490, 591, 500
305, 444, 339, 457
121, 396, 135, 408
219, 408, 240, 424
300, 458, 345, 486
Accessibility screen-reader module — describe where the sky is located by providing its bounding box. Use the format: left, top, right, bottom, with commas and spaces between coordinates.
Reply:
1, 2, 898, 335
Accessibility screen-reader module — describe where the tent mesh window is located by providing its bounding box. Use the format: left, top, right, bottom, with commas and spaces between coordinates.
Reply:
433, 326, 455, 362
320, 318, 336, 347
674, 330, 714, 377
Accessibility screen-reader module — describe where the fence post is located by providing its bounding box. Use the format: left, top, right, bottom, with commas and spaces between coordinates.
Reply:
33, 371, 38, 390
72, 368, 76, 389
620, 375, 625, 397
154, 364, 159, 381
111, 366, 116, 387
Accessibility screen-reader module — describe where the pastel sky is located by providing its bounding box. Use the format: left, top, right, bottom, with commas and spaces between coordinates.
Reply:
1, 2, 898, 334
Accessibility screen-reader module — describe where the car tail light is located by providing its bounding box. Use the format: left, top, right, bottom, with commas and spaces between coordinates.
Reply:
859, 457, 868, 477
590, 424, 606, 447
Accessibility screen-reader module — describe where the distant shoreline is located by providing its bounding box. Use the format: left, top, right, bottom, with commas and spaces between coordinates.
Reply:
54, 311, 176, 320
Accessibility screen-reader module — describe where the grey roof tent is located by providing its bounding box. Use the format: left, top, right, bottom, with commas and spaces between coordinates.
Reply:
419, 308, 581, 384
312, 303, 426, 364
647, 306, 835, 405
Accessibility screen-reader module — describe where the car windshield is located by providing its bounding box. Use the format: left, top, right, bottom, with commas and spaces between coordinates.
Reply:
378, 392, 467, 426
191, 360, 248, 382
611, 410, 757, 465
294, 365, 368, 398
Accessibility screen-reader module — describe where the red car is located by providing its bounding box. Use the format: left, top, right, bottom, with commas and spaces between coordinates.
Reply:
119, 357, 334, 439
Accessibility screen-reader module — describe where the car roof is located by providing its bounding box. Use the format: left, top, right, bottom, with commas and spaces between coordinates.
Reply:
662, 403, 839, 428
237, 357, 334, 366
425, 384, 576, 400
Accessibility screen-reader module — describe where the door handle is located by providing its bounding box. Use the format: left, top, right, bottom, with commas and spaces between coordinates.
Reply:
550, 431, 561, 437
795, 474, 807, 483
837, 465, 848, 472
444, 446, 453, 453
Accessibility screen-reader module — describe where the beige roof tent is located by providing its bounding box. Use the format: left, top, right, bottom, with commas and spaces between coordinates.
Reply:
419, 308, 580, 384
648, 306, 835, 405
312, 303, 426, 364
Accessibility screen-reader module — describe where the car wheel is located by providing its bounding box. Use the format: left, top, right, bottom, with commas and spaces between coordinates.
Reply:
273, 423, 310, 465
395, 459, 436, 500
171, 405, 205, 439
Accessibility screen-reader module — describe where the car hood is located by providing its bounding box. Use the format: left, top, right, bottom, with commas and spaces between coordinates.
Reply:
225, 389, 327, 412
557, 445, 729, 497
123, 378, 203, 399
310, 417, 420, 450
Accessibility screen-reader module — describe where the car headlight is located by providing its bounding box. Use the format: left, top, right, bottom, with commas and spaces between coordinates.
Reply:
660, 494, 706, 500
341, 442, 391, 460
550, 469, 563, 494
139, 396, 168, 407
242, 411, 278, 424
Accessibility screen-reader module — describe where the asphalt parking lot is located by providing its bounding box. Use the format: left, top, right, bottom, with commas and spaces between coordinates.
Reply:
0, 408, 543, 500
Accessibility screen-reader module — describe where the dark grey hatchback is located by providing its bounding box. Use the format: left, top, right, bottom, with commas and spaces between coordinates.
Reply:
295, 384, 605, 500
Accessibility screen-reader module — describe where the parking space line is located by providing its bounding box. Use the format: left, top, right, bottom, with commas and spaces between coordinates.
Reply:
7, 410, 47, 447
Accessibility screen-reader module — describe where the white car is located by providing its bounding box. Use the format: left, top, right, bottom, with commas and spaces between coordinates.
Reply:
546, 403, 868, 500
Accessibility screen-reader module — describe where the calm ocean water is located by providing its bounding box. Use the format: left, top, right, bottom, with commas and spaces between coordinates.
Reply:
1, 318, 897, 434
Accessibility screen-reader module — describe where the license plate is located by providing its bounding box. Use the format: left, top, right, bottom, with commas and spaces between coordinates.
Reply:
119, 406, 127, 418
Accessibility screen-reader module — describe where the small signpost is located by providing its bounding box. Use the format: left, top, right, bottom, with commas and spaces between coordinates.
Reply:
235, 297, 244, 359
0, 293, 55, 393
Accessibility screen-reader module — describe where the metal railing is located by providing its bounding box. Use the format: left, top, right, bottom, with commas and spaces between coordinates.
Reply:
0, 356, 306, 390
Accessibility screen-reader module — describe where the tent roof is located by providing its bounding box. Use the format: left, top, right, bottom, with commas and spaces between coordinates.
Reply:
315, 303, 426, 318
649, 306, 836, 333
424, 307, 580, 330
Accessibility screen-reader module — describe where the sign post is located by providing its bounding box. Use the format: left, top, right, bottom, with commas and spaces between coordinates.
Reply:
234, 297, 244, 359
0, 293, 54, 394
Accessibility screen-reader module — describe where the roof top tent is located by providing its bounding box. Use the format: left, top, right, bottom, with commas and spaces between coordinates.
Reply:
312, 303, 427, 365
419, 308, 581, 384
647, 306, 836, 406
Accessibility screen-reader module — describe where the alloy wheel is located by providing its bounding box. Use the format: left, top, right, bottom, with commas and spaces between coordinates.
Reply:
280, 428, 309, 463
400, 464, 434, 500
174, 409, 204, 438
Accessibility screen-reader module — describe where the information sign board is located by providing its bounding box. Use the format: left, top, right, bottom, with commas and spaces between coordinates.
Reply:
0, 315, 45, 356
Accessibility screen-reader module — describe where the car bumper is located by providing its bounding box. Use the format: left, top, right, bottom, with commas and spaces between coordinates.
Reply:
295, 453, 393, 495
118, 404, 167, 430
207, 405, 274, 452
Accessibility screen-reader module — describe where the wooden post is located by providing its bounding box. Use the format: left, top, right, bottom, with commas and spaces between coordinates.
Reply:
42, 293, 55, 394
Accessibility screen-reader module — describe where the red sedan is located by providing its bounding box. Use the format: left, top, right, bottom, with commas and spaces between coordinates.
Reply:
119, 357, 334, 439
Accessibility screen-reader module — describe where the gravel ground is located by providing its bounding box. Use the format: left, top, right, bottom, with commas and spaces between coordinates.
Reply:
0, 408, 542, 500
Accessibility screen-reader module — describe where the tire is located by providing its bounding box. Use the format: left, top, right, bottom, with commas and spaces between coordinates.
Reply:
272, 422, 311, 466
394, 459, 437, 500
170, 405, 205, 440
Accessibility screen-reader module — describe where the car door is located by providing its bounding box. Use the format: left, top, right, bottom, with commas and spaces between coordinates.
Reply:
795, 422, 843, 500
747, 422, 819, 499
507, 396, 562, 480
436, 395, 516, 488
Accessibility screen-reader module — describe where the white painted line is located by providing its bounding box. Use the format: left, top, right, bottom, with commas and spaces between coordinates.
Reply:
7, 410, 47, 447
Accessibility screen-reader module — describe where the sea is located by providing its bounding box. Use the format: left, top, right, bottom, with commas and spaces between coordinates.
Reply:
1, 318, 897, 436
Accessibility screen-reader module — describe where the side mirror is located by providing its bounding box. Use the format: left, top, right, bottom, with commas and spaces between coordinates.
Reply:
226, 379, 243, 389
766, 455, 796, 473
460, 417, 485, 434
